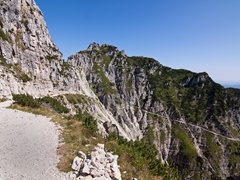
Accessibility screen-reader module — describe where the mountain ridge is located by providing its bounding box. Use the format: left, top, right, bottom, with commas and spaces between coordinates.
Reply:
67, 42, 240, 179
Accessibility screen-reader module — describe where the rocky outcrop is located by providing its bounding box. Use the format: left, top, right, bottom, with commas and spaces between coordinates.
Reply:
0, 0, 62, 97
68, 43, 240, 179
0, 0, 130, 141
71, 143, 121, 180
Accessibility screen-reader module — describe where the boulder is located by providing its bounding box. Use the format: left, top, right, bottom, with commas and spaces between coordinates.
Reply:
71, 144, 122, 180
81, 175, 93, 180
97, 143, 104, 149
78, 151, 86, 159
81, 163, 91, 175
71, 156, 83, 171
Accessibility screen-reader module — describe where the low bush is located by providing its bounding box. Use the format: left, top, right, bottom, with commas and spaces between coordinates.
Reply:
74, 112, 98, 134
107, 133, 180, 179
21, 73, 31, 82
41, 96, 69, 113
0, 97, 7, 102
12, 94, 40, 108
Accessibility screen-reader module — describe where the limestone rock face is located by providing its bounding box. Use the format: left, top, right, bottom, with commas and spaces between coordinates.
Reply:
0, 0, 97, 99
0, 0, 129, 140
0, 0, 61, 97
68, 43, 240, 179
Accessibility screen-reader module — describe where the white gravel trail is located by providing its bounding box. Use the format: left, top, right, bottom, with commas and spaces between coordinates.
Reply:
0, 101, 69, 180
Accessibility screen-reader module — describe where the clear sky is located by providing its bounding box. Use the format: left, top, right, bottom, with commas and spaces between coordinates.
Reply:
34, 0, 240, 85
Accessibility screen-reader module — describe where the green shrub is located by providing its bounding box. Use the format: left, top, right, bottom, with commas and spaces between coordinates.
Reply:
21, 73, 31, 82
0, 29, 10, 42
74, 112, 98, 134
0, 55, 12, 68
107, 133, 180, 179
41, 96, 69, 113
0, 98, 7, 102
13, 94, 40, 108
45, 54, 58, 62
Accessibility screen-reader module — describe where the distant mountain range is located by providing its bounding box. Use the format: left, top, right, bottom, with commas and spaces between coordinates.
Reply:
223, 84, 240, 89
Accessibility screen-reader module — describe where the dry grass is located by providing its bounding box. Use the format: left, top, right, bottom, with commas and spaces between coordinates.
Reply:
9, 103, 55, 117
0, 98, 8, 102
104, 140, 163, 180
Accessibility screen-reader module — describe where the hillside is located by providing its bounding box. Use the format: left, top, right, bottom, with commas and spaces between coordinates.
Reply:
68, 43, 240, 179
0, 0, 240, 179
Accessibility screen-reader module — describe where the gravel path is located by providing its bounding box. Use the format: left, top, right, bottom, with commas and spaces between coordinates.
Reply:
0, 101, 69, 180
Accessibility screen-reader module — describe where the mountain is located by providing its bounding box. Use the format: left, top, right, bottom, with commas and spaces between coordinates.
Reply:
0, 0, 240, 179
68, 43, 240, 179
224, 84, 240, 89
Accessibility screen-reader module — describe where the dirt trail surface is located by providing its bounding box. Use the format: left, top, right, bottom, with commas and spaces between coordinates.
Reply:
0, 101, 69, 180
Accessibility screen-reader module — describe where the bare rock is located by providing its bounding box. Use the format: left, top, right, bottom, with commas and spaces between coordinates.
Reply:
72, 144, 121, 180
72, 156, 83, 171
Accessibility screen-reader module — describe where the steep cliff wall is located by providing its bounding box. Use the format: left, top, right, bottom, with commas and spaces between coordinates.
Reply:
68, 43, 240, 179
0, 0, 60, 97
0, 0, 129, 140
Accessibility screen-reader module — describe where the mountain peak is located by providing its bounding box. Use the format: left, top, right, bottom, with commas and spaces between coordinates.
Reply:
87, 42, 100, 51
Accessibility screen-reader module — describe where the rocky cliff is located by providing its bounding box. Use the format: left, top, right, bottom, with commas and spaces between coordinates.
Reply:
68, 43, 240, 179
0, 0, 129, 140
0, 1, 240, 179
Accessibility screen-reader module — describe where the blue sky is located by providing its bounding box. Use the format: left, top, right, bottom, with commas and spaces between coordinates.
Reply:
34, 0, 240, 85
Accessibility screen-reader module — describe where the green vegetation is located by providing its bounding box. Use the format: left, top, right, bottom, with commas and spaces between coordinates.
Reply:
10, 92, 180, 180
13, 94, 40, 108
75, 46, 240, 179
10, 65, 32, 82
41, 96, 69, 114
13, 94, 70, 114
172, 124, 198, 157
74, 112, 98, 134
49, 44, 59, 52
147, 125, 155, 145
21, 19, 30, 32
21, 73, 31, 82
15, 30, 24, 49
57, 61, 71, 78
100, 45, 117, 54
171, 123, 201, 178
0, 97, 7, 102
107, 133, 180, 180
125, 75, 133, 91
0, 54, 12, 68
30, 8, 33, 15
0, 19, 3, 28
45, 54, 58, 62
92, 61, 117, 95
204, 131, 223, 175
65, 94, 89, 105
0, 28, 11, 42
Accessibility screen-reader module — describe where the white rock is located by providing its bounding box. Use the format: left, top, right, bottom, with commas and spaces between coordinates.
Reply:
113, 169, 122, 180
72, 156, 83, 171
81, 163, 91, 175
97, 143, 104, 149
79, 151, 86, 159
81, 175, 93, 180
90, 168, 103, 177
91, 151, 98, 159
92, 176, 110, 180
